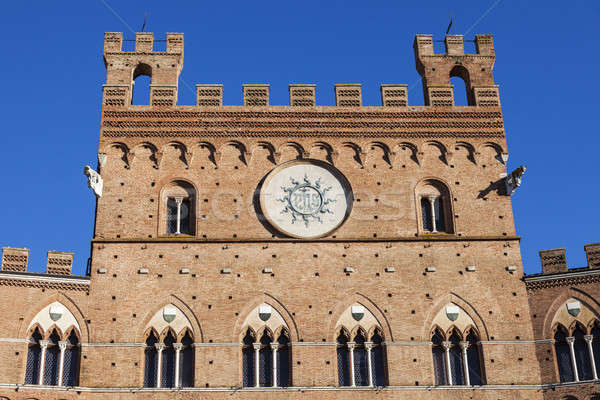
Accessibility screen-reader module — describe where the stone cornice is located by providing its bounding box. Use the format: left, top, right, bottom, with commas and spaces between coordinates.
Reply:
0, 271, 90, 292
91, 235, 520, 244
524, 268, 600, 291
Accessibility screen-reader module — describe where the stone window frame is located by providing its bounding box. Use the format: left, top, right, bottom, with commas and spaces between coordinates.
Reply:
158, 180, 196, 237
430, 325, 484, 386
414, 178, 455, 235
551, 320, 600, 384
336, 326, 387, 387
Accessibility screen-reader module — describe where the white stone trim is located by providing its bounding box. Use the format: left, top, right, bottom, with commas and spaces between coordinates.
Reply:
0, 273, 90, 285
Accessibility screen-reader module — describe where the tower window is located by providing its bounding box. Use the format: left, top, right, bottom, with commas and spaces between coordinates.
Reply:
416, 180, 453, 234
161, 181, 195, 236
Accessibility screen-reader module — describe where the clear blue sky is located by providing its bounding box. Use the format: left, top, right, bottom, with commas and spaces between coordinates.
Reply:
0, 1, 597, 276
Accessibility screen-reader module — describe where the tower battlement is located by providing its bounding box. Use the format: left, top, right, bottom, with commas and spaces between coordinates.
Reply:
101, 32, 500, 108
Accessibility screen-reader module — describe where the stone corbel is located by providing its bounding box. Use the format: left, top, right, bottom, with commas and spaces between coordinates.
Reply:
416, 151, 424, 166
444, 151, 454, 165
273, 151, 282, 164
214, 151, 222, 167
97, 153, 107, 169
500, 152, 509, 165
153, 151, 164, 169
330, 151, 339, 165
301, 151, 310, 159
184, 151, 193, 169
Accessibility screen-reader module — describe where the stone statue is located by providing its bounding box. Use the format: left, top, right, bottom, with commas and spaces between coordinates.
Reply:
505, 165, 526, 196
84, 165, 103, 198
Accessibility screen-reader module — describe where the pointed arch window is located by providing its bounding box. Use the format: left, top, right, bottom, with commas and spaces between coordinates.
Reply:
144, 329, 194, 388
431, 330, 447, 385
179, 331, 195, 387
61, 330, 80, 386
276, 330, 291, 387
42, 330, 61, 386
555, 326, 575, 382
574, 326, 593, 381
242, 329, 256, 387
431, 328, 485, 386
337, 328, 387, 387
25, 328, 43, 385
417, 180, 453, 234
241, 328, 291, 388
143, 332, 159, 387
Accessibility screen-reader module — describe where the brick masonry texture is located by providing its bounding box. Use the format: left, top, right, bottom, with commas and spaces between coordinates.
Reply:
0, 32, 598, 400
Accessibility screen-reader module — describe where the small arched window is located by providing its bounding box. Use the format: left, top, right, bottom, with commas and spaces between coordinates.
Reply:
25, 328, 43, 385
336, 330, 351, 386
143, 331, 159, 388
450, 65, 472, 106
160, 331, 177, 388
555, 325, 575, 382
417, 180, 453, 234
131, 63, 152, 105
574, 326, 593, 381
448, 330, 465, 385
465, 330, 484, 385
592, 324, 600, 379
242, 329, 256, 387
371, 330, 386, 386
43, 330, 61, 386
431, 329, 447, 385
61, 330, 80, 386
258, 330, 274, 387
162, 181, 195, 236
276, 330, 291, 387
180, 331, 195, 387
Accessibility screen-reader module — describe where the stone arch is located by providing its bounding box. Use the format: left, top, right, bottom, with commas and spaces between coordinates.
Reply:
338, 142, 364, 169
219, 141, 248, 166
393, 142, 420, 167
18, 293, 89, 344
542, 288, 600, 339
138, 295, 202, 343
278, 142, 305, 163
454, 141, 477, 165
423, 141, 448, 165
449, 65, 473, 106
160, 141, 190, 169
327, 292, 393, 342
157, 179, 197, 236
191, 141, 217, 168
250, 141, 277, 165
364, 142, 392, 169
103, 142, 131, 169
131, 63, 152, 105
232, 293, 298, 343
414, 177, 455, 234
131, 142, 160, 169
423, 293, 489, 341
480, 142, 506, 165
309, 141, 335, 164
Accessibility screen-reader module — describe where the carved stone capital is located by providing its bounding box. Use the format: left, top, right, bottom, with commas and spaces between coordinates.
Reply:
347, 341, 356, 350
253, 343, 261, 351
173, 343, 183, 351
39, 340, 50, 349
155, 343, 166, 351
270, 343, 279, 351
58, 341, 68, 351
584, 335, 594, 343
566, 336, 575, 345
459, 341, 469, 351
441, 341, 452, 351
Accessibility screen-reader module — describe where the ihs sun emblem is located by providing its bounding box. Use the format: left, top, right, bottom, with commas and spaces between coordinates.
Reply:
277, 175, 337, 227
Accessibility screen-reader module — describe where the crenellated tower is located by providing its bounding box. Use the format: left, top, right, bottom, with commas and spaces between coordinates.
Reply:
102, 32, 184, 107
414, 34, 499, 107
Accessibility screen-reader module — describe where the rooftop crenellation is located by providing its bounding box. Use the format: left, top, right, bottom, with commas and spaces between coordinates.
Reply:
101, 32, 500, 108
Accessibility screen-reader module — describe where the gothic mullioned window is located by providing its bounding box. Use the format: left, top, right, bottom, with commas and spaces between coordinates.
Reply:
24, 303, 81, 387
430, 327, 484, 386
553, 322, 600, 383
241, 327, 292, 388
143, 305, 196, 388
336, 328, 387, 387
240, 303, 292, 388
416, 179, 453, 234
143, 328, 195, 388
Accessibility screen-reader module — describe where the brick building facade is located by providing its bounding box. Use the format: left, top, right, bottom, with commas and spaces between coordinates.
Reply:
0, 32, 598, 399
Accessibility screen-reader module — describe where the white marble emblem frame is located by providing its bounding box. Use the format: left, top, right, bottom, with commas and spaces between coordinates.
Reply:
259, 159, 353, 239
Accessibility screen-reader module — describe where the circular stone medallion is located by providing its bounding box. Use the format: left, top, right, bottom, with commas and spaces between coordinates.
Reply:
259, 160, 353, 238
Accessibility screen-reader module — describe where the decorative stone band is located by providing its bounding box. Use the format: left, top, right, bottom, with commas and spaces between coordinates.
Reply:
524, 268, 600, 291
0, 271, 90, 292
